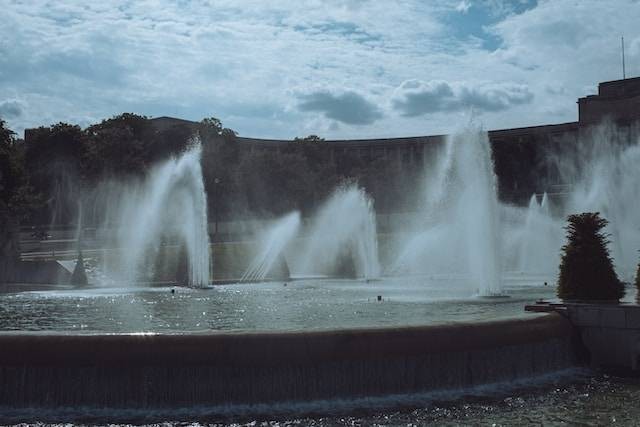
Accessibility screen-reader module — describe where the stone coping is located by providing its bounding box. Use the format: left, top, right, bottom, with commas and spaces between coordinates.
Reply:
564, 303, 640, 329
0, 314, 571, 367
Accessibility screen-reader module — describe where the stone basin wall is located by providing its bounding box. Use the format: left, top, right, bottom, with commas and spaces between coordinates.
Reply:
0, 314, 575, 409
565, 304, 640, 370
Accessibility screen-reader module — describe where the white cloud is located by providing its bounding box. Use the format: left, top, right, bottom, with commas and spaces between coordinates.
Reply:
392, 79, 533, 117
455, 1, 472, 13
0, 0, 638, 139
297, 89, 383, 125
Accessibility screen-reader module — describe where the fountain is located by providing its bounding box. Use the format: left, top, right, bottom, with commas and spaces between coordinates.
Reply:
70, 202, 88, 287
511, 193, 561, 275
393, 127, 502, 295
392, 122, 640, 292
102, 140, 211, 287
70, 250, 88, 287
4, 126, 633, 422
561, 124, 640, 281
499, 122, 640, 282
295, 184, 381, 280
241, 211, 300, 282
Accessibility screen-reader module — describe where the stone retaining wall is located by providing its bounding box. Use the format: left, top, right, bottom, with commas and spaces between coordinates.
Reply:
0, 314, 575, 409
566, 304, 640, 370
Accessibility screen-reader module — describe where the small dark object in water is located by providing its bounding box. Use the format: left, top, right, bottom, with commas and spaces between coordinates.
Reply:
284, 283, 288, 287
377, 295, 382, 302
171, 288, 175, 294
544, 281, 548, 286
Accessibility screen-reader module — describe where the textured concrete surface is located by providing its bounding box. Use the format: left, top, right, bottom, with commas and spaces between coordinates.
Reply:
0, 314, 575, 408
566, 304, 640, 370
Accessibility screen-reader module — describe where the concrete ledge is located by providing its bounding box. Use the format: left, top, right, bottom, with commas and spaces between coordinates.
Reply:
566, 303, 640, 329
564, 304, 640, 370
0, 314, 575, 408
0, 315, 571, 367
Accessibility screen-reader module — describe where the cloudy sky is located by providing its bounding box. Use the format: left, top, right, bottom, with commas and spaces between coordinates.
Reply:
1, 0, 639, 139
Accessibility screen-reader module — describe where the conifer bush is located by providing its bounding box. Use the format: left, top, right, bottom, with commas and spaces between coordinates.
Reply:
557, 212, 624, 301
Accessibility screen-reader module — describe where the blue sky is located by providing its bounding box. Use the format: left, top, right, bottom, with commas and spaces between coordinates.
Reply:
1, 0, 639, 139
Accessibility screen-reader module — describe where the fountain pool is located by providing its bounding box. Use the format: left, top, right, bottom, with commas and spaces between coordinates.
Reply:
0, 275, 568, 333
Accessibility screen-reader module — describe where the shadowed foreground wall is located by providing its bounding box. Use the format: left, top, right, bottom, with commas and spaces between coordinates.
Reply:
0, 314, 575, 409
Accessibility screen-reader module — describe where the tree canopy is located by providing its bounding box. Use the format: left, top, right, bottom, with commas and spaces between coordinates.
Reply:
0, 119, 33, 218
1, 113, 422, 226
294, 135, 325, 144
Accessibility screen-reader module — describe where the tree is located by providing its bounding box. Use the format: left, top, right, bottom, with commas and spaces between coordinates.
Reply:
24, 122, 86, 224
557, 212, 624, 301
0, 119, 32, 281
1, 120, 36, 220
0, 119, 24, 213
294, 135, 325, 144
154, 123, 194, 161
221, 128, 237, 139
199, 117, 223, 135
198, 117, 236, 166
87, 113, 150, 137
84, 113, 152, 179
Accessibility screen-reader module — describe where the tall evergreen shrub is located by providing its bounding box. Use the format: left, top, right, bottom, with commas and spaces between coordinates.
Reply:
557, 212, 624, 301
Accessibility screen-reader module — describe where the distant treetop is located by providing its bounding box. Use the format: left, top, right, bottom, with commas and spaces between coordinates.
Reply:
87, 113, 150, 137
0, 118, 16, 145
294, 135, 325, 143
200, 117, 223, 134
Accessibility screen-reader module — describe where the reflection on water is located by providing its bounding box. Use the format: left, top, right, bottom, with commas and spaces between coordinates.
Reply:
0, 276, 564, 332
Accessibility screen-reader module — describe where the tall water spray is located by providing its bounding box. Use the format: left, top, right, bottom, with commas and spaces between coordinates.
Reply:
393, 127, 502, 295
561, 124, 640, 280
447, 129, 502, 294
109, 140, 211, 287
297, 185, 380, 280
241, 211, 301, 282
512, 193, 561, 274
502, 122, 640, 281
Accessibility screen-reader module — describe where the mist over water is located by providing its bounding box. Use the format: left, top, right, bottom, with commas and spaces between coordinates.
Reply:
561, 124, 640, 280
500, 193, 561, 276
393, 127, 502, 295
98, 141, 211, 287
504, 123, 640, 282
62, 121, 639, 290
389, 121, 640, 289
295, 185, 381, 280
241, 211, 301, 281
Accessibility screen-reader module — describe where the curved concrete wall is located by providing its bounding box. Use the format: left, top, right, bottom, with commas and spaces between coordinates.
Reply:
0, 314, 575, 408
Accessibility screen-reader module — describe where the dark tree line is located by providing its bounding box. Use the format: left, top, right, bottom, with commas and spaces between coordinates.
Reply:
19, 114, 197, 225
1, 119, 34, 280
0, 119, 32, 219
10, 111, 581, 231
3, 109, 578, 230
1, 114, 421, 228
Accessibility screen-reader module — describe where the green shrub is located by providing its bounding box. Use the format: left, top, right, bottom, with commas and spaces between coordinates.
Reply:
557, 212, 624, 301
